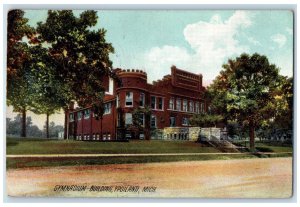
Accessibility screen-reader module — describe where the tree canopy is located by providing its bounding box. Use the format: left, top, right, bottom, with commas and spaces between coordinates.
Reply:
190, 113, 223, 128
36, 10, 118, 111
7, 10, 35, 137
7, 10, 119, 138
207, 53, 292, 150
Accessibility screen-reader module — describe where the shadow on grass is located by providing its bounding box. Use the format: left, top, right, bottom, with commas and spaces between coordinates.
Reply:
256, 147, 274, 153
7, 154, 257, 169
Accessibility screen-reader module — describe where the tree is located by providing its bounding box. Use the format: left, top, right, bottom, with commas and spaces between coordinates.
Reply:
130, 106, 152, 140
28, 45, 67, 138
7, 10, 35, 137
6, 115, 43, 137
36, 10, 120, 138
7, 9, 35, 79
190, 113, 223, 128
92, 100, 105, 139
208, 53, 288, 151
43, 121, 64, 138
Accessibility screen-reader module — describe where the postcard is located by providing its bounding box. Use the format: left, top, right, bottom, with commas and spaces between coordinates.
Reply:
6, 9, 294, 198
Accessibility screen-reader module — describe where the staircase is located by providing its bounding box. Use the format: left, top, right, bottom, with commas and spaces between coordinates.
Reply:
207, 136, 240, 153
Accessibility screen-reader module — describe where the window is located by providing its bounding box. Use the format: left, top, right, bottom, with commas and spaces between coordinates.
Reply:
84, 109, 90, 119
139, 93, 145, 107
182, 117, 189, 126
189, 101, 194, 112
69, 113, 74, 122
200, 103, 204, 112
125, 113, 132, 125
117, 113, 121, 127
176, 99, 181, 111
104, 103, 111, 115
108, 77, 114, 94
169, 98, 174, 110
158, 97, 163, 110
125, 92, 133, 106
151, 96, 156, 109
139, 133, 145, 140
116, 93, 120, 108
77, 111, 82, 120
138, 113, 145, 126
195, 102, 200, 114
170, 117, 176, 127
150, 115, 156, 128
183, 100, 187, 112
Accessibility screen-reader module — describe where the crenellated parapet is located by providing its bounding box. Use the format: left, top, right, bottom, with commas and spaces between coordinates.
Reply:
116, 68, 147, 80
115, 68, 148, 90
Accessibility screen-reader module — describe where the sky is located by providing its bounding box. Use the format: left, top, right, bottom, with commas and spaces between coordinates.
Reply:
6, 10, 294, 129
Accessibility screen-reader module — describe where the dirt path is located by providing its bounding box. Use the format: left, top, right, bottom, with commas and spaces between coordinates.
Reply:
6, 157, 292, 198
6, 152, 292, 158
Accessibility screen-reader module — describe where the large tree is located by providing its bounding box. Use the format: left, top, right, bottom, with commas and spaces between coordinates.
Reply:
208, 53, 290, 151
7, 10, 35, 137
36, 10, 119, 138
28, 45, 67, 138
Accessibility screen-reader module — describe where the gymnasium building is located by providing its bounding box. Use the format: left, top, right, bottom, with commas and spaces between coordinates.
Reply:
66, 65, 208, 140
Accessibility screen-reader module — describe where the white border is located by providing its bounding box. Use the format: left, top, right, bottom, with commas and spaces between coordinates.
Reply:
1, 1, 298, 206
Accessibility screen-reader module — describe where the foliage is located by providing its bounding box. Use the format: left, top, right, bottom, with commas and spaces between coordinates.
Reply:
26, 45, 67, 138
207, 53, 292, 150
190, 113, 223, 127
6, 116, 64, 138
7, 9, 35, 80
43, 121, 64, 138
7, 10, 120, 138
6, 115, 42, 137
127, 106, 152, 139
7, 10, 36, 137
131, 106, 152, 130
36, 10, 119, 116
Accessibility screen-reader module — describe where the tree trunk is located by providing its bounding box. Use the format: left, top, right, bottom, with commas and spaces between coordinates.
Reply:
21, 109, 26, 137
249, 119, 255, 151
46, 112, 49, 139
100, 116, 103, 140
64, 108, 68, 139
100, 117, 103, 140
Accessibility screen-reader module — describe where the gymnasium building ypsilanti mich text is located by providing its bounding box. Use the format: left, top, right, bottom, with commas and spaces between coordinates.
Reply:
66, 66, 208, 140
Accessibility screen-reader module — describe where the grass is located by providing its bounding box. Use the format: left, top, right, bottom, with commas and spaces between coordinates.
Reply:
231, 140, 293, 153
6, 137, 220, 155
254, 143, 293, 153
6, 137, 292, 169
6, 154, 257, 169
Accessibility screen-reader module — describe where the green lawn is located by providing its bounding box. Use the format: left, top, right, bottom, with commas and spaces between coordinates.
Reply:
255, 143, 293, 153
7, 154, 259, 169
7, 137, 220, 155
231, 140, 293, 153
6, 137, 292, 169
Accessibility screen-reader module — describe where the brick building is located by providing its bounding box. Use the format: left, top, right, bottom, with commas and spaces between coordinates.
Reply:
66, 66, 208, 140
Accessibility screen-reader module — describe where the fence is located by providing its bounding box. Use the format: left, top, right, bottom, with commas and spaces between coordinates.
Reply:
161, 127, 226, 141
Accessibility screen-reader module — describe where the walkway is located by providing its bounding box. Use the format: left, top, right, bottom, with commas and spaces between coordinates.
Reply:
6, 152, 292, 158
6, 157, 293, 198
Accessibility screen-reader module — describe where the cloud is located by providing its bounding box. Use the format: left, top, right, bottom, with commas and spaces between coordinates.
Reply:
271, 33, 287, 48
248, 37, 261, 46
143, 11, 253, 84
